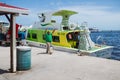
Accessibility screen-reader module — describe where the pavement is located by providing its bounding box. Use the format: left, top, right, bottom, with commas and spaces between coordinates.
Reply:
0, 46, 120, 80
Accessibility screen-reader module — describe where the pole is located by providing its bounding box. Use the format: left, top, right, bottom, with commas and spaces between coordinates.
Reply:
10, 14, 16, 72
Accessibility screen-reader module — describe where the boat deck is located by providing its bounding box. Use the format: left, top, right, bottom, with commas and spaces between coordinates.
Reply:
82, 45, 113, 53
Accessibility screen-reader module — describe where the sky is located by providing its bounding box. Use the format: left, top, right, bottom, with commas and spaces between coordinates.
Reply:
0, 0, 120, 30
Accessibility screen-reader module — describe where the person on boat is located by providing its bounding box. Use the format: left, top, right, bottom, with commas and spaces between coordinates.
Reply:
45, 28, 56, 55
39, 13, 46, 22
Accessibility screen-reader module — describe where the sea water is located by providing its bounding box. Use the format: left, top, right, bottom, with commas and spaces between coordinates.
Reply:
90, 31, 120, 61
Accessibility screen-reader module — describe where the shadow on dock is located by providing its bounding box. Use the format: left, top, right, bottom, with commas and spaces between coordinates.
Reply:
37, 52, 47, 55
0, 69, 9, 74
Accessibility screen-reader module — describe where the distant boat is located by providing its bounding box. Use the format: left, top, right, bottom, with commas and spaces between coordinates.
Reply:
0, 21, 9, 34
89, 27, 99, 32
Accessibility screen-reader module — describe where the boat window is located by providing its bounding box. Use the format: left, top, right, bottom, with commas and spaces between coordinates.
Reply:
52, 36, 60, 42
32, 33, 37, 39
51, 20, 56, 23
42, 34, 46, 40
0, 22, 9, 27
63, 26, 69, 30
3, 23, 9, 27
67, 32, 80, 41
67, 33, 73, 40
27, 33, 30, 38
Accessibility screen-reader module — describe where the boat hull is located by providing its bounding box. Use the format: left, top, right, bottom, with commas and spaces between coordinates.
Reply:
26, 40, 113, 58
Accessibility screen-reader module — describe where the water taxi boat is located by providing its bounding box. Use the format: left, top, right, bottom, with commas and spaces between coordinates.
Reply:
26, 10, 113, 58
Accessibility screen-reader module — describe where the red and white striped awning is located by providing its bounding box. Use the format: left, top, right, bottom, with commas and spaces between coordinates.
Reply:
0, 2, 29, 15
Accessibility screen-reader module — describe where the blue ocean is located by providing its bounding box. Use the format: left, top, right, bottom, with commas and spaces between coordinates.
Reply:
90, 31, 120, 61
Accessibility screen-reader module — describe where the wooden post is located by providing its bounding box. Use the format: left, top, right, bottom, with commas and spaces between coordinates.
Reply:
10, 14, 16, 72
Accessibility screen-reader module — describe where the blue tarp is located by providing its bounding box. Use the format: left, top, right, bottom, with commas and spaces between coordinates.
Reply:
18, 32, 26, 40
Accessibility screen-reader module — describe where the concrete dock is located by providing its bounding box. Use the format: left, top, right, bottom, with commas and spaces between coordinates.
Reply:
0, 46, 120, 80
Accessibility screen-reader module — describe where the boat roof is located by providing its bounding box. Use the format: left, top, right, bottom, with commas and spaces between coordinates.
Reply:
0, 21, 9, 23
53, 10, 78, 16
0, 2, 29, 15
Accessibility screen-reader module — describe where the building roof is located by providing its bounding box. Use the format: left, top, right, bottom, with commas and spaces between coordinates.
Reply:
0, 2, 29, 15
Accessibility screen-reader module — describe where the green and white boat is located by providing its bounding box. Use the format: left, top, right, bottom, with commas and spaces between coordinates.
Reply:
26, 10, 113, 58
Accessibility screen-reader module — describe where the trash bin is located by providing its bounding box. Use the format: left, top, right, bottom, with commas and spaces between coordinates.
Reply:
16, 46, 31, 71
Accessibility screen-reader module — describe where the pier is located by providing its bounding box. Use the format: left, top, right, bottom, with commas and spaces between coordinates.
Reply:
0, 46, 120, 80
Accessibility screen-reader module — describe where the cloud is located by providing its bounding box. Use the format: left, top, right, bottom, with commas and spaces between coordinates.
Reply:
49, 1, 63, 6
50, 2, 55, 6
59, 5, 110, 15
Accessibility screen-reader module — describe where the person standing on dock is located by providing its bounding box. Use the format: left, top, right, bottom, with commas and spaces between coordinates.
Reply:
45, 28, 56, 55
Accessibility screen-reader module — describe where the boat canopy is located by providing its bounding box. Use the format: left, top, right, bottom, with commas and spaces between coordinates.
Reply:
53, 10, 78, 16
52, 10, 78, 28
